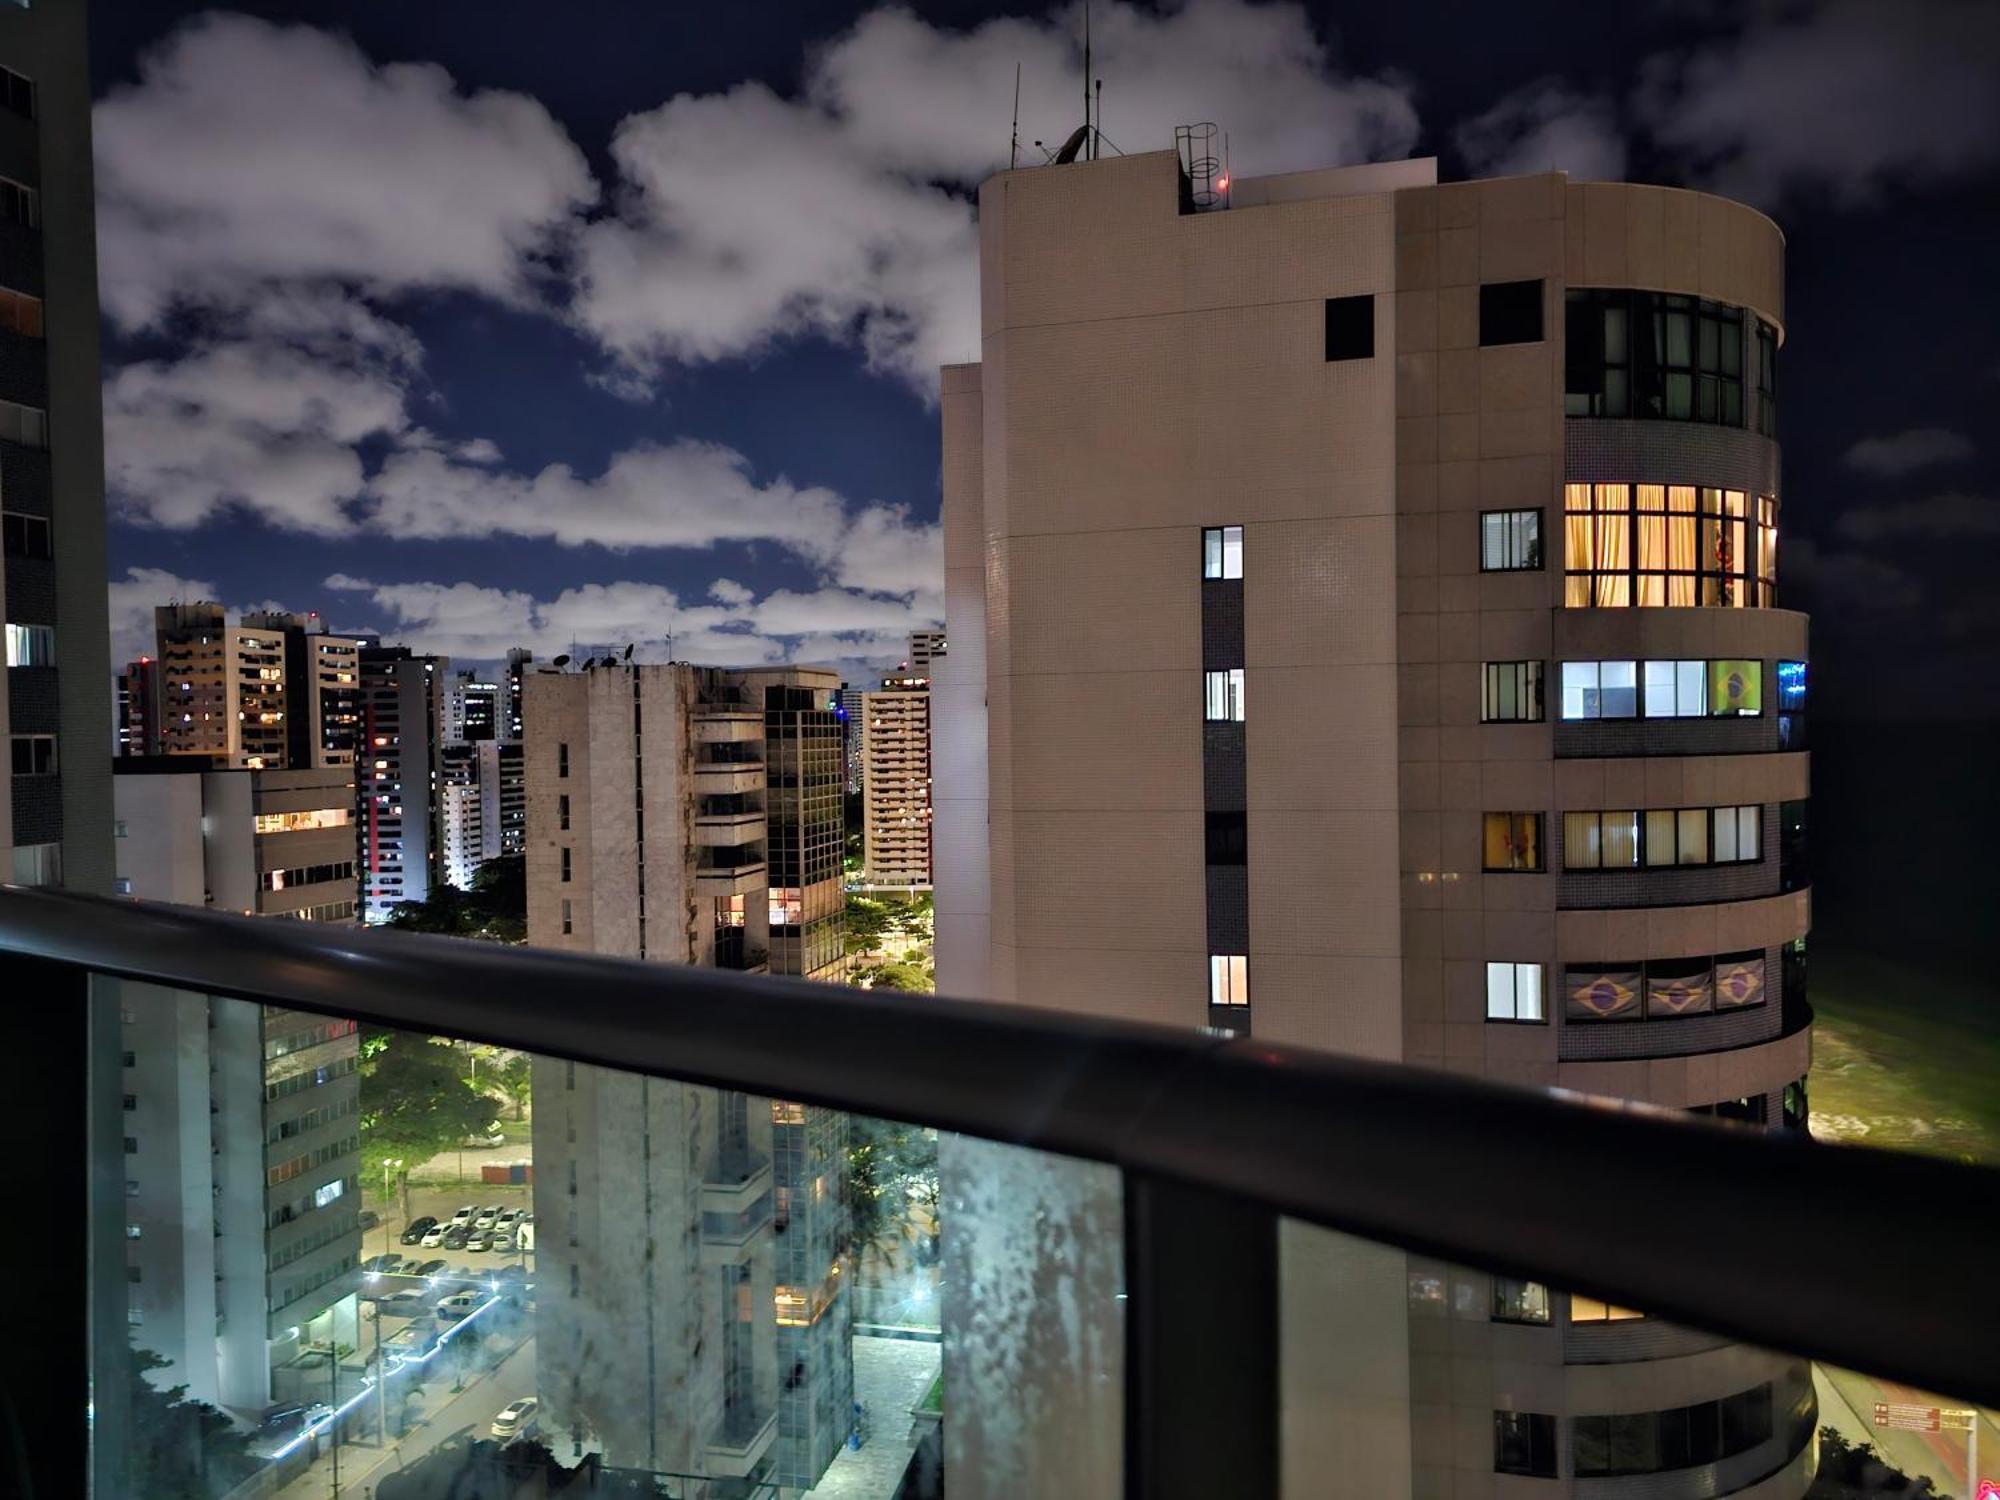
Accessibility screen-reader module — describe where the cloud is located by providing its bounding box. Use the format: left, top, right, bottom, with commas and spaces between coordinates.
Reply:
708, 579, 754, 606
1637, 0, 2000, 207
93, 12, 595, 331
1454, 80, 1627, 181
1782, 536, 1921, 610
1842, 427, 1975, 477
324, 573, 939, 674
108, 567, 217, 669
1834, 491, 2000, 543
571, 0, 1420, 396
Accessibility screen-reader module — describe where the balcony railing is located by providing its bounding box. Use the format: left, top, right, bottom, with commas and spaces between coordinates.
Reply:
3, 885, 1996, 1500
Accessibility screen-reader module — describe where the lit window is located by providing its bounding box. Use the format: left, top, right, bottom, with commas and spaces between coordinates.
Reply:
1563, 811, 1639, 870
1560, 660, 1636, 720
1709, 660, 1761, 716
1492, 1278, 1551, 1325
1569, 1295, 1644, 1324
1202, 525, 1243, 580
1480, 510, 1542, 571
313, 1179, 344, 1210
1485, 962, 1545, 1022
5, 621, 54, 667
1481, 812, 1542, 873
1776, 660, 1807, 712
1209, 954, 1248, 1007
1642, 660, 1705, 718
1565, 483, 1773, 608
1481, 661, 1544, 723
1203, 668, 1245, 722
0, 397, 47, 449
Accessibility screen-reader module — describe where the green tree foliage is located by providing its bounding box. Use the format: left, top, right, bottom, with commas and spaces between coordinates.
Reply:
844, 894, 895, 955
494, 1051, 533, 1121
386, 854, 525, 943
126, 1346, 257, 1500
361, 1030, 500, 1216
865, 961, 932, 993
1808, 1426, 1947, 1500
848, 1117, 940, 1268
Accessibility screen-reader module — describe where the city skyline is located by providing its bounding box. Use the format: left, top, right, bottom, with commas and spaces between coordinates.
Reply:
79, 1, 2000, 713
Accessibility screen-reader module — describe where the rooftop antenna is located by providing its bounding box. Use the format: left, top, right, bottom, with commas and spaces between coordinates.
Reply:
1083, 0, 1092, 162
1094, 78, 1102, 162
1009, 61, 1021, 169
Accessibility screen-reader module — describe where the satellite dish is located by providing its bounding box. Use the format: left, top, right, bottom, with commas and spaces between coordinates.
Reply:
623, 644, 634, 661
553, 654, 571, 668
1052, 123, 1089, 164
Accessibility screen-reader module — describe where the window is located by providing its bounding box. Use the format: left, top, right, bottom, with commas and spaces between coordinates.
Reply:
2, 511, 51, 558
1494, 1411, 1556, 1478
1481, 661, 1544, 723
1209, 954, 1248, 1008
1565, 966, 1643, 1021
1492, 1278, 1551, 1325
1566, 289, 1745, 425
1324, 294, 1374, 361
557, 742, 569, 778
1202, 524, 1243, 579
0, 287, 41, 339
1479, 280, 1543, 346
1563, 811, 1639, 869
5, 621, 54, 667
252, 808, 350, 834
0, 399, 48, 449
1485, 962, 1545, 1023
0, 177, 37, 231
1776, 660, 1807, 712
1205, 811, 1247, 865
10, 733, 55, 775
1563, 484, 1775, 608
1560, 660, 1636, 720
1482, 812, 1543, 872
1755, 321, 1779, 438
1570, 1295, 1644, 1323
1479, 509, 1541, 571
113, 877, 133, 896
1710, 660, 1761, 716
560, 898, 573, 936
1713, 805, 1760, 863
1642, 660, 1705, 718
558, 794, 571, 831
0, 66, 32, 121
559, 847, 572, 884
312, 1179, 344, 1210
1204, 668, 1244, 722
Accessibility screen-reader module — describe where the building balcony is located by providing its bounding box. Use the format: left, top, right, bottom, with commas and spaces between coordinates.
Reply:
3, 886, 1993, 1500
692, 810, 765, 848
692, 760, 763, 795
692, 708, 762, 746
693, 855, 767, 897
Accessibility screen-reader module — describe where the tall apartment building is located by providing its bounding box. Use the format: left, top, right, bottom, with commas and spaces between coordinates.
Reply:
504, 647, 533, 740
439, 738, 523, 888
257, 612, 371, 770
837, 684, 865, 795
0, 0, 112, 891
116, 654, 162, 755
905, 629, 946, 678
357, 645, 447, 922
154, 603, 290, 768
113, 757, 363, 1413
936, 151, 1811, 1500
445, 669, 501, 741
523, 662, 851, 1492
860, 673, 931, 890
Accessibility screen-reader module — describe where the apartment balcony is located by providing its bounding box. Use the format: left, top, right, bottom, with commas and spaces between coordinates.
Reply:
692, 809, 765, 848
692, 759, 763, 796
692, 853, 766, 897
692, 708, 762, 746
3, 887, 1994, 1500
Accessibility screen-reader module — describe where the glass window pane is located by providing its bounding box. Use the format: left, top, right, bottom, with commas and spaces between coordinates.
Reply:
1600, 661, 1637, 717
1645, 810, 1677, 866
1602, 812, 1640, 869
1487, 964, 1514, 1020
1561, 662, 1598, 720
1643, 662, 1677, 717
1203, 529, 1223, 578
1564, 813, 1600, 869
1515, 965, 1544, 1021
1677, 809, 1708, 865
1677, 660, 1705, 717
1714, 807, 1739, 863
1739, 806, 1760, 860
1222, 526, 1242, 579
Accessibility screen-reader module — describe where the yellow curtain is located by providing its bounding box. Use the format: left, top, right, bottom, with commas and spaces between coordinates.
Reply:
1594, 485, 1629, 606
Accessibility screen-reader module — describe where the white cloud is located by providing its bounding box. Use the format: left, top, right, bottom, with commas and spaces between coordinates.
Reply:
107, 567, 217, 669
1835, 491, 2000, 543
325, 573, 938, 675
1637, 0, 2000, 207
708, 578, 754, 606
1454, 80, 1626, 182
1842, 427, 1975, 477
103, 344, 408, 533
572, 0, 1420, 396
93, 12, 595, 331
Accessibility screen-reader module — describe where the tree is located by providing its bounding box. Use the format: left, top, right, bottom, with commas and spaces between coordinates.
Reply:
848, 1117, 940, 1271
867, 961, 931, 993
1809, 1426, 1947, 1500
126, 1346, 257, 1500
361, 1030, 500, 1218
844, 894, 894, 956
494, 1051, 533, 1121
386, 854, 525, 944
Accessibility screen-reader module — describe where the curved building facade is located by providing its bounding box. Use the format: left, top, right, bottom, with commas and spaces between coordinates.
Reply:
936, 152, 1811, 1499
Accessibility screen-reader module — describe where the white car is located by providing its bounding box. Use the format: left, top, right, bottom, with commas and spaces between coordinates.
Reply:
473, 1205, 503, 1230
491, 1397, 539, 1441
449, 1205, 476, 1225
494, 1208, 521, 1229
420, 1225, 447, 1248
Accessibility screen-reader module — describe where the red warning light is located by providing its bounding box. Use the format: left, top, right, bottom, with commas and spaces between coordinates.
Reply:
1217, 174, 1230, 191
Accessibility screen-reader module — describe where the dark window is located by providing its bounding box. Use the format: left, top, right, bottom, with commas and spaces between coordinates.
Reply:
1205, 811, 1247, 866
1324, 294, 1374, 361
2, 511, 52, 558
558, 794, 570, 831
1782, 1076, 1809, 1133
1566, 289, 1746, 426
1480, 280, 1543, 346
0, 68, 33, 122
560, 847, 571, 884
1778, 798, 1809, 893
1494, 1411, 1557, 1477
557, 742, 569, 778
1756, 321, 1779, 438
10, 734, 56, 775
1481, 661, 1544, 723
1492, 1278, 1550, 1324
0, 179, 37, 231
1480, 509, 1542, 571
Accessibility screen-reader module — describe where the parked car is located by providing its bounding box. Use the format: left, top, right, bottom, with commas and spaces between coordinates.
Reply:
357, 1210, 380, 1232
473, 1205, 503, 1229
259, 1401, 311, 1432
491, 1397, 540, 1441
436, 1291, 481, 1322
442, 1226, 472, 1251
362, 1253, 403, 1275
420, 1224, 448, 1248
494, 1208, 521, 1230
412, 1258, 449, 1278
462, 1127, 506, 1149
399, 1216, 438, 1246
382, 1325, 439, 1366
465, 1230, 492, 1253
449, 1204, 476, 1225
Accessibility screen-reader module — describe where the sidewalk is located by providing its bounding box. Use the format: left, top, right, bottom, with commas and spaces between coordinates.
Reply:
1817, 1365, 1995, 1496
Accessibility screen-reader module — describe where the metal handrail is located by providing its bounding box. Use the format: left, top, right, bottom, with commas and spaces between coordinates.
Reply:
4, 885, 1995, 1408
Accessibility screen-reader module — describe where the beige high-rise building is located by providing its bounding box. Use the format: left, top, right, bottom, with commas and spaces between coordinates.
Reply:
860, 672, 931, 890
522, 662, 851, 1492
155, 602, 291, 768
936, 147, 1811, 1500
906, 629, 947, 678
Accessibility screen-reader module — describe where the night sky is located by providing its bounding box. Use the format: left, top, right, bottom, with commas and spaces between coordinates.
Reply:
83, 0, 2000, 729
